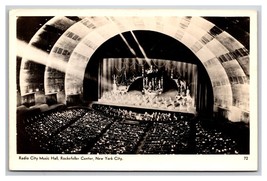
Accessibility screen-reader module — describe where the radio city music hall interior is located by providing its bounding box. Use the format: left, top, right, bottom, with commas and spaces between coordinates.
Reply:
15, 16, 250, 155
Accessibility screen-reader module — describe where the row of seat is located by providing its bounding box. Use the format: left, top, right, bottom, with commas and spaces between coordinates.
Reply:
41, 110, 114, 153
24, 108, 87, 147
195, 122, 239, 154
138, 121, 191, 154
89, 121, 148, 154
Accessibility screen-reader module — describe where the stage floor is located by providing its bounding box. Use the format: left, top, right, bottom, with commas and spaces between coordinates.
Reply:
93, 101, 196, 115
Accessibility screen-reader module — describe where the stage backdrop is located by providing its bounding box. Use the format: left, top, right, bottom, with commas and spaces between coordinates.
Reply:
98, 58, 198, 111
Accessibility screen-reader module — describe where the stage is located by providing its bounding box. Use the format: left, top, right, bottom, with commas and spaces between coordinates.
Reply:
92, 100, 196, 124
94, 100, 196, 115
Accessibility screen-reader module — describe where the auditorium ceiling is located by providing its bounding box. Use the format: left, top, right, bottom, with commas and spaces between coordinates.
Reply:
16, 15, 250, 116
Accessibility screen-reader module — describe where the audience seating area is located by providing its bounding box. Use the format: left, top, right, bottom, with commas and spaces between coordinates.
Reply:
89, 121, 148, 154
17, 106, 247, 154
42, 110, 114, 153
24, 108, 87, 146
139, 121, 191, 154
195, 121, 239, 154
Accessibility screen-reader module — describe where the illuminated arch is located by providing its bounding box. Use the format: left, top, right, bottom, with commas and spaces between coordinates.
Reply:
19, 16, 79, 101
19, 16, 250, 119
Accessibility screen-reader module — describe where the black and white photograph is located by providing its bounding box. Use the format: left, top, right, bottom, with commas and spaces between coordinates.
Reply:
9, 9, 258, 171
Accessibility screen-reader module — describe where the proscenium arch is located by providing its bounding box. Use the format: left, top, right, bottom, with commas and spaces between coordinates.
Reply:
83, 30, 214, 116
18, 16, 250, 120
64, 16, 248, 111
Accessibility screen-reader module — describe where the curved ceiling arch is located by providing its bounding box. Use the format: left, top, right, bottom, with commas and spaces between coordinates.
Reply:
44, 20, 92, 95
19, 16, 250, 112
64, 16, 237, 109
19, 16, 79, 96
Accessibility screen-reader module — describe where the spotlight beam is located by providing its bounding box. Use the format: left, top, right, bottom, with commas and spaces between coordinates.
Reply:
130, 31, 151, 65
106, 17, 146, 64
17, 39, 69, 75
17, 40, 49, 66
117, 33, 138, 57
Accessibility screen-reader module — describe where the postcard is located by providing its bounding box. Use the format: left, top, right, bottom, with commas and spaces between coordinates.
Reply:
9, 8, 258, 171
